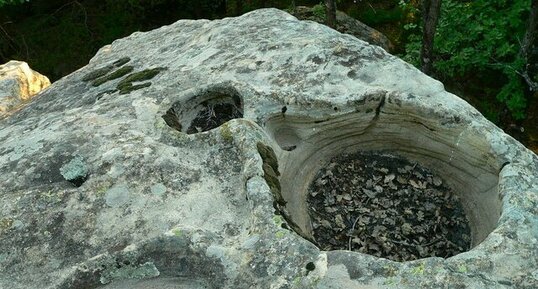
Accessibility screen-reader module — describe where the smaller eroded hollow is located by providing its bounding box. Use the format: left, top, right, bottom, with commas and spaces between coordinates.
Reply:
272, 126, 300, 151
162, 86, 243, 134
60, 234, 226, 289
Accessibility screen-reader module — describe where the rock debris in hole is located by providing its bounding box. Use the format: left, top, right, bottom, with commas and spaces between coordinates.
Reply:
307, 151, 471, 262
187, 100, 243, 134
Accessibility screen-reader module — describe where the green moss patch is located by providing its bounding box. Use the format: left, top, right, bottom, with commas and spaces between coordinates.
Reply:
82, 66, 115, 82
257, 142, 283, 204
118, 82, 152, 94
92, 65, 134, 86
82, 57, 131, 82
219, 122, 233, 142
0, 218, 14, 231
262, 162, 284, 205
84, 65, 164, 93
257, 142, 317, 245
256, 142, 279, 176
113, 57, 131, 67
116, 67, 164, 94
117, 68, 163, 86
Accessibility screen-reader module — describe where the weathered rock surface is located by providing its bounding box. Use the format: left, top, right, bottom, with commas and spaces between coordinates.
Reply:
0, 8, 536, 289
292, 6, 394, 52
0, 60, 50, 117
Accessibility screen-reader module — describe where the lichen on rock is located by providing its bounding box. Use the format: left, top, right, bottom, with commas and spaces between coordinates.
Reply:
0, 8, 537, 289
99, 262, 160, 284
59, 155, 89, 187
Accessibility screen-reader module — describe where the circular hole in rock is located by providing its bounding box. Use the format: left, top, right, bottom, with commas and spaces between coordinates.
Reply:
162, 86, 243, 134
307, 151, 471, 262
268, 103, 502, 262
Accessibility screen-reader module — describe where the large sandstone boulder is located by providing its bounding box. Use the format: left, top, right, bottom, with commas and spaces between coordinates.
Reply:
0, 9, 536, 289
0, 60, 50, 117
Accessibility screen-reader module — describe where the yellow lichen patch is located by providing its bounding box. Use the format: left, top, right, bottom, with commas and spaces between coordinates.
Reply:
275, 230, 287, 238
95, 184, 110, 197
0, 218, 14, 232
272, 215, 284, 226
220, 122, 233, 142
39, 190, 63, 203
411, 263, 425, 275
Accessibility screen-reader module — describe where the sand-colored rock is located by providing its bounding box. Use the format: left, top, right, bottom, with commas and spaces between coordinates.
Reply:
0, 60, 50, 117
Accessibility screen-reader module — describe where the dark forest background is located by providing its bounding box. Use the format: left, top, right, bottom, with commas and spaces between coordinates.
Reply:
0, 0, 536, 153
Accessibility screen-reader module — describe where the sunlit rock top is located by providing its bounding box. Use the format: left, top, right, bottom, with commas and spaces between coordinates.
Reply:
0, 60, 50, 117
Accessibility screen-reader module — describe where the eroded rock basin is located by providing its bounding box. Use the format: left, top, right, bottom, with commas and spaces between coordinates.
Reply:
269, 97, 503, 251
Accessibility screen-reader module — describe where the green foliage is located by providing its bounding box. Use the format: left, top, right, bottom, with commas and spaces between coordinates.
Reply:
311, 0, 348, 21
0, 0, 28, 8
402, 0, 532, 120
0, 0, 227, 80
401, 27, 421, 66
497, 70, 527, 120
359, 4, 406, 26
312, 2, 326, 20
344, 5, 361, 19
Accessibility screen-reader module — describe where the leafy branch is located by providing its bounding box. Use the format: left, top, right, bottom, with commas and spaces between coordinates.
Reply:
402, 0, 533, 120
0, 0, 29, 8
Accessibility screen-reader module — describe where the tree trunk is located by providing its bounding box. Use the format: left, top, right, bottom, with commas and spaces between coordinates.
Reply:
291, 0, 296, 14
521, 0, 538, 92
420, 0, 442, 75
325, 0, 337, 29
